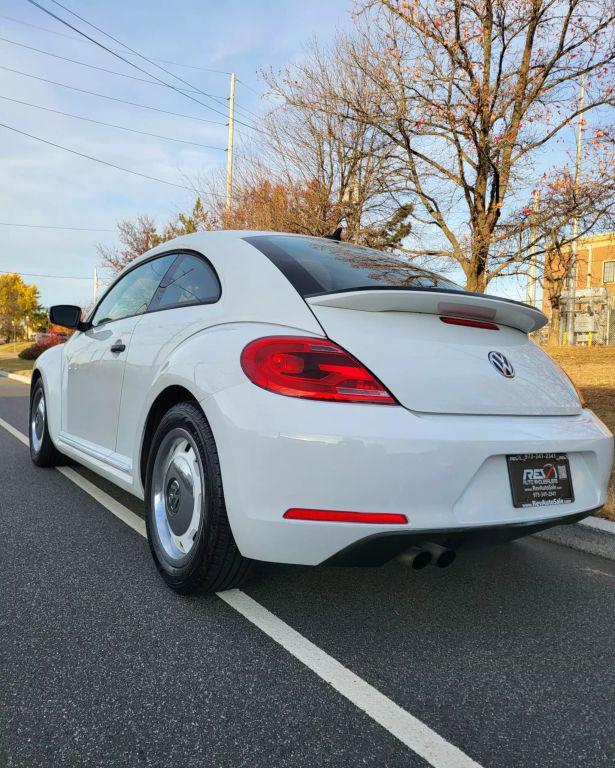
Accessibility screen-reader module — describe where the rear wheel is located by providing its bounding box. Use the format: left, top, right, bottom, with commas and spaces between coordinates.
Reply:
145, 402, 251, 594
29, 379, 63, 467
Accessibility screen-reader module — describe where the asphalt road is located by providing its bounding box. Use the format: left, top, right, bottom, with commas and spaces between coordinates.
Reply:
0, 375, 614, 768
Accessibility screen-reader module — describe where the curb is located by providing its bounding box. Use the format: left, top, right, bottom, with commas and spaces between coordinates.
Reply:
0, 369, 31, 384
534, 515, 615, 561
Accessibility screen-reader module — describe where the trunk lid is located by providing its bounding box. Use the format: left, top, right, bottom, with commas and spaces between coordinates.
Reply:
307, 290, 581, 416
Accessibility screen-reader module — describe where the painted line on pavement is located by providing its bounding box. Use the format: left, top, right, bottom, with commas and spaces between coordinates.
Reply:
219, 588, 481, 767
57, 465, 147, 537
0, 415, 29, 446
0, 402, 482, 768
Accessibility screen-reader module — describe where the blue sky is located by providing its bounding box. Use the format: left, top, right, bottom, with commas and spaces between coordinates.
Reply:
0, 0, 591, 310
0, 0, 351, 307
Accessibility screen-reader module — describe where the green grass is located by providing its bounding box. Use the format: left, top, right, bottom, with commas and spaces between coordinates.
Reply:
0, 341, 34, 378
0, 341, 29, 356
0, 357, 33, 377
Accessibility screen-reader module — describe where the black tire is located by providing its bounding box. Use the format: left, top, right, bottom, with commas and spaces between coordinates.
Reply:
29, 378, 63, 467
145, 402, 252, 594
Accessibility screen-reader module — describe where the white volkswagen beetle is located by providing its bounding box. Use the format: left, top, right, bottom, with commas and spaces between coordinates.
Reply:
30, 231, 613, 593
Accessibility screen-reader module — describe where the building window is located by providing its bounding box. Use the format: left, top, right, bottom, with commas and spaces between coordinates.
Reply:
603, 261, 615, 283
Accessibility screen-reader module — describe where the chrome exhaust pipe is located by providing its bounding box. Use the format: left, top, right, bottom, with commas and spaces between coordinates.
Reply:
397, 546, 432, 570
422, 542, 456, 568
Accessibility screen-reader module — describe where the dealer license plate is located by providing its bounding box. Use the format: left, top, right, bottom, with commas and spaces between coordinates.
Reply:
506, 453, 574, 508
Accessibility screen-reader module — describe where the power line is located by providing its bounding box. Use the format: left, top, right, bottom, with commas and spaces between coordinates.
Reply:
0, 65, 227, 125
0, 222, 113, 231
0, 33, 259, 123
44, 0, 263, 131
0, 13, 232, 74
0, 95, 226, 150
26, 0, 231, 120
237, 78, 263, 97
0, 12, 262, 122
0, 120, 227, 194
46, 0, 258, 126
27, 0, 262, 133
0, 269, 92, 279
0, 35, 226, 97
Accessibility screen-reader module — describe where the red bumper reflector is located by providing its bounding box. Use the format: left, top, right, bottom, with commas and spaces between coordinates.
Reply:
284, 508, 408, 524
440, 316, 499, 330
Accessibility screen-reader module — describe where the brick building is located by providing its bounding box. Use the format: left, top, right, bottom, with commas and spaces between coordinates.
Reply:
541, 231, 615, 344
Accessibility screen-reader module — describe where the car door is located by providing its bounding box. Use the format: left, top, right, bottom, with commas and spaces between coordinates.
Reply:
61, 254, 176, 460
115, 251, 223, 464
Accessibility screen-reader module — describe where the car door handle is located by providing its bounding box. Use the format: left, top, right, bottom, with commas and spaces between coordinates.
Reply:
110, 341, 126, 353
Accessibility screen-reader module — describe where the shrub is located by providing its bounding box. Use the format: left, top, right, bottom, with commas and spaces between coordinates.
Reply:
18, 334, 65, 360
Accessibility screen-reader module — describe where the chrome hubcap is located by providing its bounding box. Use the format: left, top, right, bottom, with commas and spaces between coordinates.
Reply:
31, 389, 45, 454
152, 428, 204, 561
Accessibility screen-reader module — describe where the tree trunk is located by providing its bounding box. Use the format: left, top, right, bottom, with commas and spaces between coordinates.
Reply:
548, 304, 561, 345
465, 229, 491, 293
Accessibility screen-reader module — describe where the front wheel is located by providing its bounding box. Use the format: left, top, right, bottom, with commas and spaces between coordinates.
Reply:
145, 402, 251, 594
29, 379, 63, 467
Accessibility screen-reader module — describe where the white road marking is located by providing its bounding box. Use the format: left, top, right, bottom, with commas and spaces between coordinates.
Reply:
57, 466, 147, 538
219, 589, 482, 767
0, 402, 482, 768
581, 567, 615, 580
0, 415, 29, 446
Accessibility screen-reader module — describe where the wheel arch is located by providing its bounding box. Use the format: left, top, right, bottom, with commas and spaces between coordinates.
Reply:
139, 385, 201, 488
31, 345, 64, 442
30, 367, 42, 390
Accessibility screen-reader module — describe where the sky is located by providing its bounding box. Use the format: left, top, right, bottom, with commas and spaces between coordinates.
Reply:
0, 0, 351, 307
0, 0, 593, 311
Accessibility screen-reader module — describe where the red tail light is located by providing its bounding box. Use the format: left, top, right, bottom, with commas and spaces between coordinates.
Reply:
241, 336, 396, 404
440, 316, 499, 330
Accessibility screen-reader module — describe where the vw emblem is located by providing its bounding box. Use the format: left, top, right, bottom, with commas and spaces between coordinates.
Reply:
166, 478, 181, 515
488, 351, 515, 378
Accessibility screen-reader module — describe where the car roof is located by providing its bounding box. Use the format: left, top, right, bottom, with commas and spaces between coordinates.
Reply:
121, 230, 311, 275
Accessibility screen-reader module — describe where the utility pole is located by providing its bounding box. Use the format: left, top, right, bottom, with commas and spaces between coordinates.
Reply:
565, 73, 586, 345
93, 268, 99, 303
525, 188, 541, 307
225, 72, 236, 224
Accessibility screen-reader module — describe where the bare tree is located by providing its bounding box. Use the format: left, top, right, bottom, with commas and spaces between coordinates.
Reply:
257, 78, 413, 247
98, 199, 215, 274
98, 215, 163, 273
267, 0, 614, 290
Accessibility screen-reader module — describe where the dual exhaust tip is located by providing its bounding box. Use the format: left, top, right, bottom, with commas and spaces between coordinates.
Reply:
397, 543, 456, 570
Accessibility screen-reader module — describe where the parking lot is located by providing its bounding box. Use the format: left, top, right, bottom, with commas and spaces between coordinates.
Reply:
0, 374, 614, 767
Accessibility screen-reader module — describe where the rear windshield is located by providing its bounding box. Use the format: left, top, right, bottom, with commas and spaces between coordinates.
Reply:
244, 234, 461, 297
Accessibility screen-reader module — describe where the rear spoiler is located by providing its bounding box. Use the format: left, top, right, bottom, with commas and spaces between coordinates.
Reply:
306, 289, 547, 334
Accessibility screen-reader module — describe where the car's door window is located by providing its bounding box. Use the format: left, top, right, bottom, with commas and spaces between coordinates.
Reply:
149, 253, 221, 311
91, 255, 176, 327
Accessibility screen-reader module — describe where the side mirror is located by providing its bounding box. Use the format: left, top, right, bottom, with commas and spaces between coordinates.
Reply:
49, 305, 84, 330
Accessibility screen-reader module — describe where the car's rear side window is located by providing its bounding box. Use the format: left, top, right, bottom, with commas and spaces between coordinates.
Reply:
150, 253, 221, 311
244, 234, 461, 297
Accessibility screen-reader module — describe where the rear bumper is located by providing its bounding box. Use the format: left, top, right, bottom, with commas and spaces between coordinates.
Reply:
323, 509, 595, 566
203, 383, 614, 565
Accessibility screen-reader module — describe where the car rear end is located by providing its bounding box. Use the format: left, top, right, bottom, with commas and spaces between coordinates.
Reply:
205, 234, 614, 566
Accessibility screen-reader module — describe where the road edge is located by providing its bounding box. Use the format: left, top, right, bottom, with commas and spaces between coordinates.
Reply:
534, 515, 615, 561
0, 369, 31, 384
